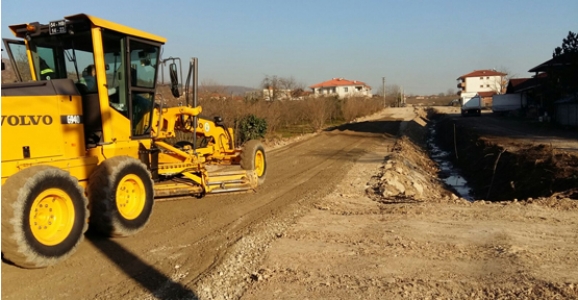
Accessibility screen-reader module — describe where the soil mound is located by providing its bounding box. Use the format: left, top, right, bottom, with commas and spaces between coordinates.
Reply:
366, 114, 459, 203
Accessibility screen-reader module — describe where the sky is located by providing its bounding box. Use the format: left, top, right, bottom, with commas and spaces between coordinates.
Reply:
1, 0, 577, 95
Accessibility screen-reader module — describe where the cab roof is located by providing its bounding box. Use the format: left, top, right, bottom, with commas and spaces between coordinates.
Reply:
9, 13, 167, 44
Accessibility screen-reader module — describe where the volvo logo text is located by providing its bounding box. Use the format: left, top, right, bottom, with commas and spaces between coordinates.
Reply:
1, 115, 54, 126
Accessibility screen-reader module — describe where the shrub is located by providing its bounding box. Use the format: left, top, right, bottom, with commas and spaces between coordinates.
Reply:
155, 85, 385, 141
305, 98, 333, 130
341, 97, 382, 122
237, 114, 268, 144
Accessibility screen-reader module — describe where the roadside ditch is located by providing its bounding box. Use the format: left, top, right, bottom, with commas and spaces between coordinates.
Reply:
429, 110, 578, 201
367, 107, 578, 203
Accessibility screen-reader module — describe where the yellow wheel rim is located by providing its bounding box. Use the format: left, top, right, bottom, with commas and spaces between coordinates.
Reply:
29, 188, 75, 246
255, 150, 265, 177
115, 174, 146, 220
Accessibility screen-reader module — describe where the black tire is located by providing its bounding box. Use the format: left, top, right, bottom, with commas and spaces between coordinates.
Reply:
1, 166, 89, 268
240, 140, 267, 185
174, 141, 194, 149
174, 139, 209, 149
87, 156, 154, 237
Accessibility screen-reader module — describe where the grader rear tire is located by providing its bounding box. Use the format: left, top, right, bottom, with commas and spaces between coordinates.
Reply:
1, 166, 89, 268
88, 156, 154, 237
240, 140, 267, 185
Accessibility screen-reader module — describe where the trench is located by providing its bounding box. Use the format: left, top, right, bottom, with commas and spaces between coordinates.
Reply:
426, 122, 474, 201
428, 113, 578, 201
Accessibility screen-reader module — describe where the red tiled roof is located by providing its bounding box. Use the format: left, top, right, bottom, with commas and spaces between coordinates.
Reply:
506, 78, 531, 93
508, 78, 530, 87
508, 75, 548, 93
458, 70, 507, 79
478, 91, 497, 98
309, 78, 370, 89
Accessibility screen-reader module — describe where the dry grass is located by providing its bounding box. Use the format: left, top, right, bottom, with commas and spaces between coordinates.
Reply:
158, 86, 385, 142
341, 97, 383, 122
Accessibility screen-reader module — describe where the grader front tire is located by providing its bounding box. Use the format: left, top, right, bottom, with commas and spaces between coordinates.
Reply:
240, 140, 267, 185
1, 166, 89, 268
88, 156, 154, 237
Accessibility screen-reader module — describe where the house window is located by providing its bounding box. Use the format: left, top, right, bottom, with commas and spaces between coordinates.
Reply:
486, 84, 490, 88
480, 85, 483, 88
486, 77, 490, 79
480, 77, 483, 80
344, 87, 348, 92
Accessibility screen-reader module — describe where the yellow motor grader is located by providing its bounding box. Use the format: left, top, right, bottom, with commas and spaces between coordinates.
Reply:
1, 14, 267, 268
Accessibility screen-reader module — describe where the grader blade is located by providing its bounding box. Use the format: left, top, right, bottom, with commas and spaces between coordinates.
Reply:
154, 181, 204, 198
206, 170, 258, 194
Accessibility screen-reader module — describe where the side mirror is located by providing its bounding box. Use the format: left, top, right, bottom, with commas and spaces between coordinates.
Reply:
169, 62, 180, 98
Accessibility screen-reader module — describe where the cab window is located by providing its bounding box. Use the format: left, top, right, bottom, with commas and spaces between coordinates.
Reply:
128, 39, 160, 137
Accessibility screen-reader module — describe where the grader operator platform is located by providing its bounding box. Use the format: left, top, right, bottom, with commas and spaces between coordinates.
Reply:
1, 14, 267, 268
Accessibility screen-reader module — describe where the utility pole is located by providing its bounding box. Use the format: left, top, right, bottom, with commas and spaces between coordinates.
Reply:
382, 77, 386, 108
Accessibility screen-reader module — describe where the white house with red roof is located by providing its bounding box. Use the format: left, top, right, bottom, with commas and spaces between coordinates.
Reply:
309, 78, 372, 99
457, 70, 507, 106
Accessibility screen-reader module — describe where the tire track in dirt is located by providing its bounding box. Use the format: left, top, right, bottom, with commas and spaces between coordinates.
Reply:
96, 125, 398, 299
1, 120, 401, 300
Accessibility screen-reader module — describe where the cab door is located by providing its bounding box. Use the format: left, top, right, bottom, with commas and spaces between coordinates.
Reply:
125, 37, 161, 139
2, 39, 32, 82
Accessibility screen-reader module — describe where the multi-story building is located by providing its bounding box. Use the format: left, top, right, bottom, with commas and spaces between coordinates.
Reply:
457, 70, 507, 106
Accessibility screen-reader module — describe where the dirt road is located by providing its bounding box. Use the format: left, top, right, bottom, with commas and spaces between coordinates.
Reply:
241, 108, 578, 300
436, 108, 578, 151
1, 110, 403, 300
2, 107, 577, 300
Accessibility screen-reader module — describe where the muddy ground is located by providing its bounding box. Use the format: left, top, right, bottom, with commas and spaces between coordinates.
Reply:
2, 107, 577, 300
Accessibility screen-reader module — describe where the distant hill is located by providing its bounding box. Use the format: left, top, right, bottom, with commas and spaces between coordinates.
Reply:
1, 61, 257, 96
219, 85, 258, 96
193, 84, 258, 96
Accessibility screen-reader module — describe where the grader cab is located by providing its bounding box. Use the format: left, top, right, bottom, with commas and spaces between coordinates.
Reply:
1, 14, 267, 268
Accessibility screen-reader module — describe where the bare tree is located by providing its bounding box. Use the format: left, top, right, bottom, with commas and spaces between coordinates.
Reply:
372, 83, 401, 106
386, 84, 402, 106
199, 79, 228, 100
262, 75, 280, 101
4, 50, 33, 82
262, 75, 303, 100
306, 98, 332, 130
494, 66, 515, 94
279, 76, 296, 90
